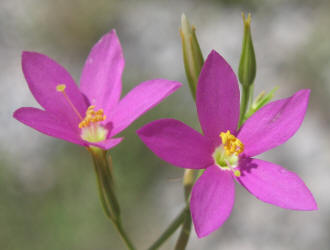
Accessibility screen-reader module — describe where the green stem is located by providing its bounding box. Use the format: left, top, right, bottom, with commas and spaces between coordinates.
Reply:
147, 207, 187, 250
174, 208, 192, 250
90, 148, 120, 219
238, 85, 253, 128
174, 169, 196, 250
114, 219, 136, 250
183, 169, 196, 201
89, 147, 136, 250
248, 84, 254, 107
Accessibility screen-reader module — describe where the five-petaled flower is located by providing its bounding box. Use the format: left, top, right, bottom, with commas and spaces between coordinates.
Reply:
13, 30, 182, 150
137, 50, 317, 238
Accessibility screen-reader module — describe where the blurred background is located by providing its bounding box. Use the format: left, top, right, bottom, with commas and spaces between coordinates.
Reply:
1, 0, 329, 249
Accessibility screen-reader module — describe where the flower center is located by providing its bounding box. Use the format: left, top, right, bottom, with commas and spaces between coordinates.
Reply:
212, 130, 244, 177
79, 105, 108, 142
56, 84, 108, 143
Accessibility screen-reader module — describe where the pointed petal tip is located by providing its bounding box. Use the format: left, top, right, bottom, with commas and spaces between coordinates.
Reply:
304, 88, 311, 95
312, 202, 318, 210
136, 126, 145, 136
195, 229, 211, 238
106, 29, 118, 37
170, 80, 183, 90
307, 201, 318, 211
22, 50, 34, 57
298, 88, 311, 99
22, 51, 45, 61
207, 50, 230, 65
13, 107, 32, 120
21, 51, 38, 66
13, 107, 24, 121
149, 79, 183, 89
209, 49, 218, 56
194, 223, 221, 238
296, 195, 318, 211
238, 158, 318, 211
21, 51, 30, 58
283, 197, 318, 211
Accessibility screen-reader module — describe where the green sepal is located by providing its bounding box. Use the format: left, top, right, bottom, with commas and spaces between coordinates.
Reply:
244, 86, 278, 121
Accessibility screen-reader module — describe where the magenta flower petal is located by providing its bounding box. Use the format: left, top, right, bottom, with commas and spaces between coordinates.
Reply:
237, 158, 317, 210
22, 52, 88, 127
191, 165, 235, 238
196, 50, 240, 142
13, 107, 85, 146
137, 119, 214, 169
238, 89, 310, 157
80, 30, 124, 115
111, 79, 182, 136
90, 137, 123, 150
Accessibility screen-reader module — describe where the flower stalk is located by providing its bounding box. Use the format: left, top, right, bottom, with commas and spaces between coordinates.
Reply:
174, 169, 196, 249
239, 85, 253, 128
89, 146, 136, 250
174, 208, 192, 250
147, 207, 187, 250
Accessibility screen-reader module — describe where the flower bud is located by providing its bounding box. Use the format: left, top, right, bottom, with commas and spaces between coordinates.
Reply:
238, 13, 256, 87
180, 13, 204, 99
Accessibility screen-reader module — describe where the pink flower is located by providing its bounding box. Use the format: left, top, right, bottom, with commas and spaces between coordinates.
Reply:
137, 50, 317, 238
14, 30, 181, 150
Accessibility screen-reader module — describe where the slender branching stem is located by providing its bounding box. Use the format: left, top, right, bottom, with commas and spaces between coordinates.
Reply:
147, 207, 187, 250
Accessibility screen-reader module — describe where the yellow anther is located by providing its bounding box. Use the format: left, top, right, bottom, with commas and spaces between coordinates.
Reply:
78, 105, 106, 128
234, 170, 241, 177
56, 84, 66, 92
220, 130, 244, 156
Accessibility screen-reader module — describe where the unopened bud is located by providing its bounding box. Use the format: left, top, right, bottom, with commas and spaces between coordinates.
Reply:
180, 13, 204, 99
238, 13, 256, 87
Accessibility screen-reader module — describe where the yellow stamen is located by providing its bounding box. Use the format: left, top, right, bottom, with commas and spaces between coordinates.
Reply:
220, 130, 244, 156
79, 105, 106, 128
56, 84, 83, 120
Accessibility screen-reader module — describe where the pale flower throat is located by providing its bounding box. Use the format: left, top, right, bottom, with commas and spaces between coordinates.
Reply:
56, 84, 108, 143
212, 130, 244, 177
